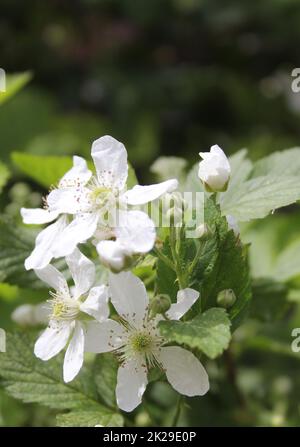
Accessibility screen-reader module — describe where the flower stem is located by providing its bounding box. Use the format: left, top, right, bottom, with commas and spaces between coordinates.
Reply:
152, 246, 176, 272
172, 395, 183, 427
169, 224, 186, 289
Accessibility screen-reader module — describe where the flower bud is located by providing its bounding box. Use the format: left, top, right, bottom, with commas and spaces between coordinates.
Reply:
12, 304, 36, 326
217, 289, 236, 309
194, 223, 209, 239
198, 145, 231, 192
150, 294, 171, 317
166, 206, 183, 226
12, 303, 49, 327
162, 191, 186, 210
97, 240, 134, 273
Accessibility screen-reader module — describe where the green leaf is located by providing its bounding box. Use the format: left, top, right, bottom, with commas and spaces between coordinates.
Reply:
0, 332, 123, 427
57, 410, 123, 427
156, 240, 178, 303
12, 152, 75, 189
0, 72, 32, 106
155, 198, 252, 329
219, 149, 252, 203
0, 215, 69, 288
93, 354, 118, 408
12, 151, 138, 190
221, 175, 300, 222
183, 162, 204, 193
243, 214, 300, 283
0, 332, 98, 410
159, 308, 231, 359
0, 216, 38, 287
251, 147, 300, 178
193, 199, 252, 329
0, 161, 10, 193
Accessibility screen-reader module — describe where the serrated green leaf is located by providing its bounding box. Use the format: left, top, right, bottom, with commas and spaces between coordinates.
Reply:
0, 216, 38, 287
93, 354, 118, 408
251, 147, 300, 178
0, 215, 69, 288
0, 332, 98, 410
56, 410, 123, 427
155, 198, 252, 329
0, 332, 123, 427
219, 149, 252, 206
221, 175, 300, 222
191, 199, 252, 328
159, 308, 231, 359
0, 72, 32, 106
156, 240, 178, 303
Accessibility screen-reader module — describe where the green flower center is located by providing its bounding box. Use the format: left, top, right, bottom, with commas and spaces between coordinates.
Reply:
49, 293, 80, 322
129, 331, 154, 354
89, 186, 111, 206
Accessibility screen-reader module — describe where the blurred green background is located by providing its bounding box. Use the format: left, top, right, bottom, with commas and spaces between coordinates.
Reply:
1, 0, 300, 171
1, 0, 300, 427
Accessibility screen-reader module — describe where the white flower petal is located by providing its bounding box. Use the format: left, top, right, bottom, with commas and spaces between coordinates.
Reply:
166, 288, 199, 321
109, 271, 148, 326
80, 285, 110, 321
97, 240, 131, 273
91, 135, 128, 190
84, 320, 125, 353
124, 179, 178, 206
34, 323, 72, 361
115, 210, 156, 254
63, 322, 85, 383
25, 215, 68, 270
53, 212, 99, 258
116, 359, 148, 412
158, 346, 209, 397
59, 156, 92, 188
66, 248, 95, 298
34, 264, 68, 292
47, 187, 86, 215
21, 208, 60, 225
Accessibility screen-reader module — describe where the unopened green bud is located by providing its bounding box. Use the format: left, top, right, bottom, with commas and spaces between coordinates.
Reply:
166, 206, 183, 226
195, 223, 209, 239
217, 289, 236, 309
150, 294, 171, 317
